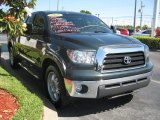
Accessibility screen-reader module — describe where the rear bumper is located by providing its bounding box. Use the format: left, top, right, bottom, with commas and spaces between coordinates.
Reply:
68, 72, 151, 98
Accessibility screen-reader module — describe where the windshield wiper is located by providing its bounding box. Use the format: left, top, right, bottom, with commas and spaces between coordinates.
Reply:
78, 25, 107, 30
94, 30, 107, 33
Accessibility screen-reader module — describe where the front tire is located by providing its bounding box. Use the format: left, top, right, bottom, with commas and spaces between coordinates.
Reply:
45, 65, 69, 108
9, 47, 19, 68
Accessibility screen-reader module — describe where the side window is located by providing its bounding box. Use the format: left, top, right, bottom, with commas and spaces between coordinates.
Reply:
32, 14, 45, 34
33, 14, 45, 28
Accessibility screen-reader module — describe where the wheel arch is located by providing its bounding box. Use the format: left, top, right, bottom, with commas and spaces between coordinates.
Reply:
42, 57, 66, 79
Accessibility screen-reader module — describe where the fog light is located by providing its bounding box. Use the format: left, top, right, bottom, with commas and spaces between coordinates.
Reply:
76, 85, 82, 93
76, 85, 88, 94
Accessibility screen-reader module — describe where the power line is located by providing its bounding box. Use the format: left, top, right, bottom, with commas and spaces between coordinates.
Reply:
100, 15, 153, 19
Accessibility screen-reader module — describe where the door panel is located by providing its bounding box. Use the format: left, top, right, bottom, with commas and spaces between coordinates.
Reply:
17, 13, 49, 77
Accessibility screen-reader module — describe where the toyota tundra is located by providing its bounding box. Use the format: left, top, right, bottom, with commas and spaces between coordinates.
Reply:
8, 11, 153, 107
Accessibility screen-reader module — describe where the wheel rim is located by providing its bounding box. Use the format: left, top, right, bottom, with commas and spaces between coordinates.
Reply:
47, 71, 60, 102
9, 48, 14, 66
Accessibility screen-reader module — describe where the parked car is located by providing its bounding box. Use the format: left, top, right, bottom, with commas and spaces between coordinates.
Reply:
117, 28, 129, 36
128, 29, 134, 36
110, 25, 121, 34
155, 27, 160, 37
8, 11, 153, 108
133, 29, 151, 36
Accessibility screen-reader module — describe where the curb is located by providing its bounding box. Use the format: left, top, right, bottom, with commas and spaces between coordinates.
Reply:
43, 105, 58, 120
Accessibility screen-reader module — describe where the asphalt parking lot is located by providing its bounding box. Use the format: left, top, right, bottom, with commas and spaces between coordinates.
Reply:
0, 34, 160, 120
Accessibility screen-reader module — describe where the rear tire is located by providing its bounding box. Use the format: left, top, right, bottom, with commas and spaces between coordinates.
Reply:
45, 65, 70, 108
9, 47, 19, 68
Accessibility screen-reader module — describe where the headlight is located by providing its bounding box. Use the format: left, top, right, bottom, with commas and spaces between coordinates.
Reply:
67, 49, 96, 64
144, 44, 149, 59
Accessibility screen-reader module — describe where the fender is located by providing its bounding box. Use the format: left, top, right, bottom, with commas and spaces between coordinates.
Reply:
41, 49, 66, 77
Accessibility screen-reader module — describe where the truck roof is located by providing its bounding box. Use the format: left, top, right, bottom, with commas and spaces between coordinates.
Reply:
32, 11, 93, 16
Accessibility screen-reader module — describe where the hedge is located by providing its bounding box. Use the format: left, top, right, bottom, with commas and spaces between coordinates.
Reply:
133, 36, 160, 50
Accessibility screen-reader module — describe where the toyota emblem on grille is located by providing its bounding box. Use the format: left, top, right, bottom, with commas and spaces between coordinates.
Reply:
124, 56, 132, 65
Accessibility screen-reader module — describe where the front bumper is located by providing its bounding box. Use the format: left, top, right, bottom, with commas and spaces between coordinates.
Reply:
64, 44, 153, 98
64, 58, 153, 98
66, 72, 151, 98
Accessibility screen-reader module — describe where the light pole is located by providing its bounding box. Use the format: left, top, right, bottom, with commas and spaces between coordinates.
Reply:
114, 20, 118, 26
133, 0, 137, 33
151, 0, 160, 36
57, 0, 59, 11
139, 0, 145, 29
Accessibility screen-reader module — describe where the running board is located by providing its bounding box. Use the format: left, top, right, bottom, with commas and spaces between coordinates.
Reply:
19, 63, 39, 79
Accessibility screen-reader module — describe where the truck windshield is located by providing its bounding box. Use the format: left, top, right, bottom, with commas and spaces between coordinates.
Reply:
48, 13, 112, 34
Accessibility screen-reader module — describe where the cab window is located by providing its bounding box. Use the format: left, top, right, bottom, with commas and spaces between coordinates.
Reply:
33, 14, 45, 28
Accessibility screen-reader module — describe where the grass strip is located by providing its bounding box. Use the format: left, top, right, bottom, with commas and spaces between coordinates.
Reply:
0, 65, 43, 120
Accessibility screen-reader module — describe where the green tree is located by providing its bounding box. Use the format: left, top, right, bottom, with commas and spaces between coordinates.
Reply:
0, 0, 36, 36
136, 26, 141, 29
80, 10, 92, 14
142, 25, 148, 30
116, 25, 134, 29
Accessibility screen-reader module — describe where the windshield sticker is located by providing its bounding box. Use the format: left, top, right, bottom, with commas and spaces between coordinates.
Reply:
48, 14, 63, 17
49, 16, 79, 33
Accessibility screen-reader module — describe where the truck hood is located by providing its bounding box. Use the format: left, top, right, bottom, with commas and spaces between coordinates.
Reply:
55, 33, 142, 49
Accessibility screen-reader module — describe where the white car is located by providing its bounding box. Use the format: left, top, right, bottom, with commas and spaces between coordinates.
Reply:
133, 30, 151, 36
116, 30, 121, 34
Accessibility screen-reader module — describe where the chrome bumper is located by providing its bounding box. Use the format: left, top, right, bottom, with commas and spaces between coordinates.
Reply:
68, 72, 151, 98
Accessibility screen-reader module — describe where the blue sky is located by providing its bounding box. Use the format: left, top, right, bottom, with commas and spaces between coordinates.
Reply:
0, 0, 155, 26
34, 0, 154, 18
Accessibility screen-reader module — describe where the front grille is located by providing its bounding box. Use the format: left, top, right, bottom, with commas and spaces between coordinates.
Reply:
103, 52, 145, 70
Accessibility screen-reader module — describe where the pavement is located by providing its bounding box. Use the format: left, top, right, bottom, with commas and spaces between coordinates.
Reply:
0, 34, 58, 120
1, 34, 160, 120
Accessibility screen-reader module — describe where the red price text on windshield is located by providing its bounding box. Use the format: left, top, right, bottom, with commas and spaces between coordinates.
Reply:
49, 17, 79, 33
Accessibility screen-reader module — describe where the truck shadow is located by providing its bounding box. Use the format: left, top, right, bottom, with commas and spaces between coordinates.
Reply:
58, 91, 133, 117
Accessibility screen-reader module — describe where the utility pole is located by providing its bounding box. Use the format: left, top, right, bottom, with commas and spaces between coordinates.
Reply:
139, 0, 145, 29
57, 0, 59, 11
133, 0, 137, 33
151, 0, 160, 36
112, 17, 114, 25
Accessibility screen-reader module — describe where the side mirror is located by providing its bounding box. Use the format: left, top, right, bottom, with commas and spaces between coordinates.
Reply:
110, 25, 117, 33
25, 23, 33, 34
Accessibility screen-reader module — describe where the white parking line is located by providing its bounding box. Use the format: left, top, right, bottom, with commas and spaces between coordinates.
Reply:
151, 80, 160, 84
